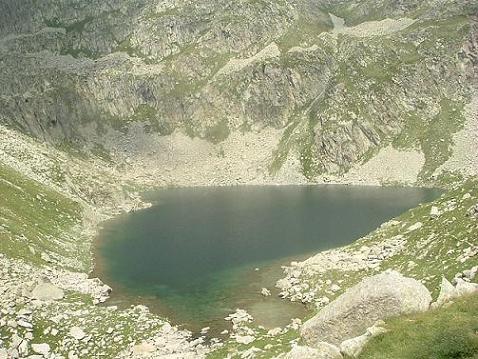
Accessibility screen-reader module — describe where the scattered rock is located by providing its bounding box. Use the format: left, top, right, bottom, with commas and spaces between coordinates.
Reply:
300, 271, 431, 346
261, 288, 271, 296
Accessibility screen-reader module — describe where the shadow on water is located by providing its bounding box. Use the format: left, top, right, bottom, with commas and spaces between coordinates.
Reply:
92, 185, 441, 336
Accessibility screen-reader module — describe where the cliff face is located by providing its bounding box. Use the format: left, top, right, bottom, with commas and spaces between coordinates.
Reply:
0, 0, 477, 184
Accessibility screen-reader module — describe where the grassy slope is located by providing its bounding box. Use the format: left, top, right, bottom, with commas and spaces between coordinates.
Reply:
359, 294, 478, 359
0, 163, 86, 269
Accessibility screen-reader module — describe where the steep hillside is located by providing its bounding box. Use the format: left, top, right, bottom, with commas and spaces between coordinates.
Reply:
0, 0, 476, 185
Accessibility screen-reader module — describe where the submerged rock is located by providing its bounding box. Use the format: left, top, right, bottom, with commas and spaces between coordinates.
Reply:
300, 270, 431, 346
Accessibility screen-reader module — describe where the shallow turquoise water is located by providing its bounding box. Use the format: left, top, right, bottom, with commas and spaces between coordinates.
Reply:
94, 185, 440, 334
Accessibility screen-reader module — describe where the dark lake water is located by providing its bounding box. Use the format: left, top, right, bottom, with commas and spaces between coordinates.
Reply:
93, 185, 440, 335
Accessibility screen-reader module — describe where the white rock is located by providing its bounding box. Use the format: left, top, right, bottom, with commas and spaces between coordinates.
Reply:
340, 333, 370, 358
69, 327, 86, 340
17, 319, 32, 329
331, 284, 341, 292
132, 342, 155, 355
31, 282, 64, 301
32, 343, 50, 356
463, 266, 478, 280
430, 206, 440, 218
431, 277, 459, 309
407, 222, 423, 232
267, 327, 282, 336
234, 335, 255, 345
455, 279, 478, 296
261, 288, 271, 296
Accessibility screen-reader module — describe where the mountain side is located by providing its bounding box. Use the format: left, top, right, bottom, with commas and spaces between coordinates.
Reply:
0, 0, 477, 186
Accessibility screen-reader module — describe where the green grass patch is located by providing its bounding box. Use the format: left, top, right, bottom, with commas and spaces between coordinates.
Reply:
359, 294, 478, 359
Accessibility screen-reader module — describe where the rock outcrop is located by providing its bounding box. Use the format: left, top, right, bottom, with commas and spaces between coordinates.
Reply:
300, 271, 432, 346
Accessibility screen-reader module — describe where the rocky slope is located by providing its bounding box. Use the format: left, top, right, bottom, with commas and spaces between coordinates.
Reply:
0, 0, 477, 358
0, 0, 477, 185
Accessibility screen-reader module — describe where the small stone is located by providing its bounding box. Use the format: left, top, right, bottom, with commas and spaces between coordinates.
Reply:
261, 288, 271, 296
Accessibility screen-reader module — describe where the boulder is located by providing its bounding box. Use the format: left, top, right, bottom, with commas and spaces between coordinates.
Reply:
32, 343, 50, 356
132, 342, 155, 355
455, 279, 478, 296
285, 343, 342, 359
431, 277, 459, 309
69, 327, 86, 340
300, 271, 431, 346
340, 323, 388, 358
31, 282, 64, 301
340, 333, 370, 358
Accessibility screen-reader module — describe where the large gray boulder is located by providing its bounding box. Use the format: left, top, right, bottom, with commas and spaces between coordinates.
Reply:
300, 270, 432, 346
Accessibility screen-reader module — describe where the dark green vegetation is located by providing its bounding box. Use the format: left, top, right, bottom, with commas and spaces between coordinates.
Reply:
359, 294, 478, 359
